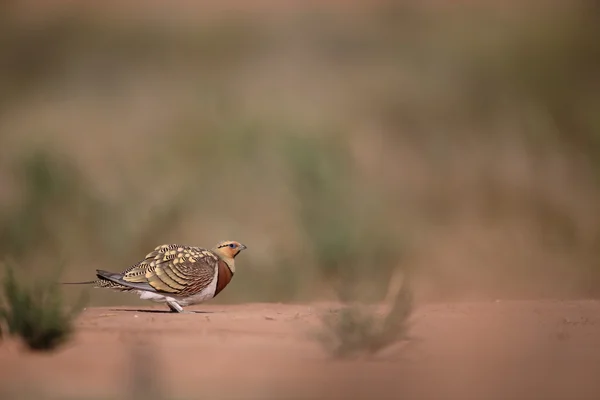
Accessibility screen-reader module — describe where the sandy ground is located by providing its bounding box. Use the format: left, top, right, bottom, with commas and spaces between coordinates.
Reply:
1, 300, 600, 399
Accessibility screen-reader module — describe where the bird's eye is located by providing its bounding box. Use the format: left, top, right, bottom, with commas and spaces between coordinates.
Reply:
229, 243, 236, 248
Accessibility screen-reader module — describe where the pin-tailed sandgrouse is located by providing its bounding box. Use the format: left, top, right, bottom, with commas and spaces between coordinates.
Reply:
68, 240, 246, 313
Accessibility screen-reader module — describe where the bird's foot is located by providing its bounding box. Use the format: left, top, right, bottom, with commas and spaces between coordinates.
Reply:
167, 301, 185, 313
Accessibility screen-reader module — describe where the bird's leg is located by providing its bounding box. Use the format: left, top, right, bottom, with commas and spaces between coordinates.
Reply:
167, 301, 185, 313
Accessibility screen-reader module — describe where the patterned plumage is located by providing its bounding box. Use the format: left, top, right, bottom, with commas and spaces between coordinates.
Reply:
67, 240, 246, 313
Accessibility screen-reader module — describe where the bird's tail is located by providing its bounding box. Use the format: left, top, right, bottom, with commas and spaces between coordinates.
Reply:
61, 272, 136, 292
61, 280, 97, 285
63, 273, 137, 292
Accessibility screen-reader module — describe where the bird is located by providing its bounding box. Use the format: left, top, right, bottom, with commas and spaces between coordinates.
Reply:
64, 240, 247, 313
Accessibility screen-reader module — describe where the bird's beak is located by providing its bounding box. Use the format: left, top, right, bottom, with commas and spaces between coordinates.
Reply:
239, 243, 247, 250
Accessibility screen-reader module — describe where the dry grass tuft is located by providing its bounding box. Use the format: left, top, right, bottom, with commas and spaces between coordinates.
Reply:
315, 270, 413, 358
0, 260, 87, 351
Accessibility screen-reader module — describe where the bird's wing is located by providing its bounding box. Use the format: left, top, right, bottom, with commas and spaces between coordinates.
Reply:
119, 244, 220, 296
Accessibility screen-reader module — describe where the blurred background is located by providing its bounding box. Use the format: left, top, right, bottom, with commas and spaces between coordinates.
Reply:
1, 0, 600, 308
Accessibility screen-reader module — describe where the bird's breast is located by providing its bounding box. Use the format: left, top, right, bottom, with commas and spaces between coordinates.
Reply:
214, 260, 234, 297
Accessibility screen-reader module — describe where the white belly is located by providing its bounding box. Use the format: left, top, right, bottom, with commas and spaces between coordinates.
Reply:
135, 266, 219, 306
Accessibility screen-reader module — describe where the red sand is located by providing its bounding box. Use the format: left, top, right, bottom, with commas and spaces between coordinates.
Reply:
1, 300, 600, 399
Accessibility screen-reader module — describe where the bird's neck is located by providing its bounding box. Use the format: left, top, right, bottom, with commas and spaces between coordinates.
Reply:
222, 258, 236, 274
212, 249, 236, 274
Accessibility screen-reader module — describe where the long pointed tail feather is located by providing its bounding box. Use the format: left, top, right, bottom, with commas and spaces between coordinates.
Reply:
61, 271, 151, 292
61, 276, 126, 290
96, 269, 156, 292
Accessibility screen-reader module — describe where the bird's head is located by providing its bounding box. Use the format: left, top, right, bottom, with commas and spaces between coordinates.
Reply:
213, 240, 247, 261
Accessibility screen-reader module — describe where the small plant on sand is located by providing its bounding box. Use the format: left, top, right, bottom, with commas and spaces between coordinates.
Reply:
315, 270, 413, 359
0, 261, 87, 351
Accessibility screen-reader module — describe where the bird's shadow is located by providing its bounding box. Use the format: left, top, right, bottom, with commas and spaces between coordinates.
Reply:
109, 308, 214, 314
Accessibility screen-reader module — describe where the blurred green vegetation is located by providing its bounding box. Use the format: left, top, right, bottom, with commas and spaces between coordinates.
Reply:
0, 1, 599, 307
284, 133, 403, 302
0, 260, 86, 351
